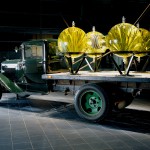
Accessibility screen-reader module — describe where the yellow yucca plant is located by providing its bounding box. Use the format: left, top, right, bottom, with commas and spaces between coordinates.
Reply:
106, 23, 143, 58
85, 28, 107, 58
135, 28, 150, 59
58, 25, 87, 59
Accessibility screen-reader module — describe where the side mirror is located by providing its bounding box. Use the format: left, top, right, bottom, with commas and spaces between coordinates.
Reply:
15, 46, 19, 53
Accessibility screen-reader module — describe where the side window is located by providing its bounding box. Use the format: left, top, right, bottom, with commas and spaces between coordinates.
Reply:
47, 41, 67, 72
49, 42, 58, 57
47, 41, 59, 72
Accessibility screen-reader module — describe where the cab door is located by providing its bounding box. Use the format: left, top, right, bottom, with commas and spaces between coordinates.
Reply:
22, 40, 47, 92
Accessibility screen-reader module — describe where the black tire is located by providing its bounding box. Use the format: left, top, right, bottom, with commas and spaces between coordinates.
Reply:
74, 83, 110, 122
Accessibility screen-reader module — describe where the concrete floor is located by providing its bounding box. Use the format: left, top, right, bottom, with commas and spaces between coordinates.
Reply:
0, 92, 150, 150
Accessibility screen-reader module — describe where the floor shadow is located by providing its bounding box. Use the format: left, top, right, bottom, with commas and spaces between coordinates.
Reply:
0, 97, 70, 113
1, 96, 150, 134
103, 108, 150, 134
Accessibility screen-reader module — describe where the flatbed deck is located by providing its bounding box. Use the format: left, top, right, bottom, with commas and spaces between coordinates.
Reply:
42, 71, 150, 83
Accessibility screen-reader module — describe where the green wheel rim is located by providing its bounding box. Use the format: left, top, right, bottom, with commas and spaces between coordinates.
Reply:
81, 90, 102, 115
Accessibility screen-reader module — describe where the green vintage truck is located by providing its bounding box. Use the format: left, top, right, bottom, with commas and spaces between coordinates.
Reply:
0, 22, 150, 123
0, 39, 67, 98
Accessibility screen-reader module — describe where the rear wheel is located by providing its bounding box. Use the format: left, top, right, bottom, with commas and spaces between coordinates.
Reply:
74, 83, 110, 122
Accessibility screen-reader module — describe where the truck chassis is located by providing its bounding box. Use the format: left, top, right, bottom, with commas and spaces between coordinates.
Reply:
42, 70, 150, 122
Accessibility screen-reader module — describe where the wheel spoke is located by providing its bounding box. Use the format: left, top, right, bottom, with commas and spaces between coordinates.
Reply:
84, 93, 93, 109
85, 101, 91, 109
85, 93, 92, 101
82, 91, 102, 114
91, 107, 101, 114
92, 92, 102, 107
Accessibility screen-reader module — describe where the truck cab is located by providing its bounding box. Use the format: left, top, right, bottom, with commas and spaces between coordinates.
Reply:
0, 39, 67, 97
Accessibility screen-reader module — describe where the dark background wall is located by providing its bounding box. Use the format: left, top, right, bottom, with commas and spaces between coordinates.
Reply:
0, 0, 149, 58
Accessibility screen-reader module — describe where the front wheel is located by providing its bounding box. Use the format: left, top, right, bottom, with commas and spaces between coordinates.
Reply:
74, 83, 110, 122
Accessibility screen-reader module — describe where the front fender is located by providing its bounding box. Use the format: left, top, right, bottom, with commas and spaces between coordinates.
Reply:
0, 73, 23, 93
